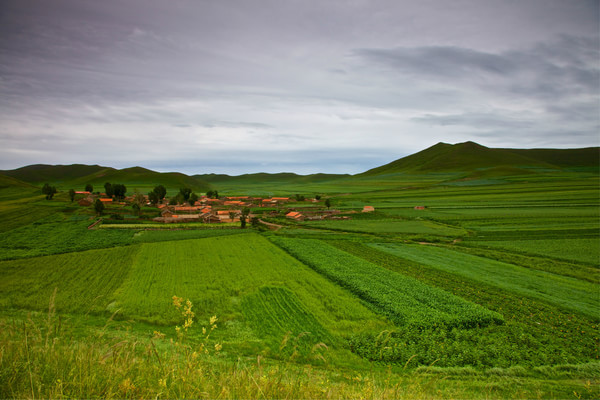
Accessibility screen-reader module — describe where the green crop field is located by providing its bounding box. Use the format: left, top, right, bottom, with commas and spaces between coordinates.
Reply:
0, 156, 598, 399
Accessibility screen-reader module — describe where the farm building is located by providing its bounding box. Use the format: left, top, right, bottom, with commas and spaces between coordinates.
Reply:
414, 206, 426, 210
174, 206, 201, 212
78, 198, 93, 207
99, 198, 113, 203
224, 200, 246, 206
286, 211, 304, 221
362, 206, 375, 213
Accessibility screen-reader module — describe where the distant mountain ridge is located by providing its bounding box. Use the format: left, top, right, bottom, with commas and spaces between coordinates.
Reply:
1, 142, 597, 188
358, 141, 599, 176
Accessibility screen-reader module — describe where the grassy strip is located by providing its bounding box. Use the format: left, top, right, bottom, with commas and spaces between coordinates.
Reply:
370, 243, 599, 320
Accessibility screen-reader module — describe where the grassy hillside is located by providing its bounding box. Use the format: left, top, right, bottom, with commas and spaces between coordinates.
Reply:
0, 164, 110, 184
359, 141, 599, 177
70, 166, 211, 192
359, 141, 559, 176
0, 165, 211, 193
507, 147, 600, 168
0, 174, 37, 190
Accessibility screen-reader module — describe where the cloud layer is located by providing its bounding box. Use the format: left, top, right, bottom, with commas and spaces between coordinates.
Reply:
1, 0, 598, 174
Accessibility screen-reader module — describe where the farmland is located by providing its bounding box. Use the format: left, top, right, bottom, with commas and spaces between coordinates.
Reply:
0, 155, 598, 398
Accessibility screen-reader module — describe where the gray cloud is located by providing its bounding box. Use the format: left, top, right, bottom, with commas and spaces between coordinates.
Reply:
0, 0, 598, 173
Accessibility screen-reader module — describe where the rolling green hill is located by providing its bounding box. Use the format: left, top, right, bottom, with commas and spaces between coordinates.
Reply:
0, 165, 211, 193
0, 164, 109, 184
0, 174, 37, 190
358, 141, 599, 176
70, 166, 211, 192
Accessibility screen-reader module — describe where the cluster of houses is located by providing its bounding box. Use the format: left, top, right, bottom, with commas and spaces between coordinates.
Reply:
148, 196, 296, 224
152, 196, 294, 224
77, 189, 425, 224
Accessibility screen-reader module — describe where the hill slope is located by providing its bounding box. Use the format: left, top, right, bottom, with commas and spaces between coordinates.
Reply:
0, 165, 211, 192
359, 141, 598, 176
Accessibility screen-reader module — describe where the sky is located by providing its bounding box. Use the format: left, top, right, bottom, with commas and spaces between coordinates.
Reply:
1, 0, 598, 175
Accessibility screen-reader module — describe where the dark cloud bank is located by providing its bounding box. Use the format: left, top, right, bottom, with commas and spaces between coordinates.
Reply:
0, 0, 598, 174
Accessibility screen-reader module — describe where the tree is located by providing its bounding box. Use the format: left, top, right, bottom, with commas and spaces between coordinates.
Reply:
206, 190, 218, 199
112, 184, 127, 200
189, 192, 199, 206
153, 185, 167, 202
42, 183, 57, 200
104, 182, 114, 197
148, 190, 159, 205
295, 194, 305, 202
251, 216, 260, 228
94, 199, 105, 215
85, 184, 93, 193
315, 194, 321, 201
133, 192, 146, 206
179, 188, 192, 202
240, 207, 250, 229
131, 202, 141, 216
68, 188, 75, 202
169, 193, 184, 205
228, 211, 237, 222
325, 198, 331, 209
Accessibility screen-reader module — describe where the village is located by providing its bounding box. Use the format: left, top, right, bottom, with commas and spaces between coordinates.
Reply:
73, 190, 399, 225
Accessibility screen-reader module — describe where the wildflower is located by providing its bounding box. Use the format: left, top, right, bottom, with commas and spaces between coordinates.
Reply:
172, 296, 183, 308
209, 315, 218, 325
153, 330, 165, 339
119, 378, 136, 393
158, 378, 167, 388
214, 343, 222, 352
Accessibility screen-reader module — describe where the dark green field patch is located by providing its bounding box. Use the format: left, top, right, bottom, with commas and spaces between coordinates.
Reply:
272, 237, 502, 329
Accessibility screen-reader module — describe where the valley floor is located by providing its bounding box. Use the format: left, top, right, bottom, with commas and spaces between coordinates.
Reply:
0, 172, 598, 399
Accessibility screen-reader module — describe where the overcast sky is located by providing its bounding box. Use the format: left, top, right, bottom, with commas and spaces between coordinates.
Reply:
1, 0, 598, 175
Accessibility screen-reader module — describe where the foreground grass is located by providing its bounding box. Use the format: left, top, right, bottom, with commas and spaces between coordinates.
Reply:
2, 309, 598, 400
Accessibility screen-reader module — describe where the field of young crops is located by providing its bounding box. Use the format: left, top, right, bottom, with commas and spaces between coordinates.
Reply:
113, 234, 387, 336
271, 237, 502, 329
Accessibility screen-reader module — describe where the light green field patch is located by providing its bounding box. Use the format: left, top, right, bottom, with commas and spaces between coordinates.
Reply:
114, 233, 387, 334
370, 243, 600, 320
